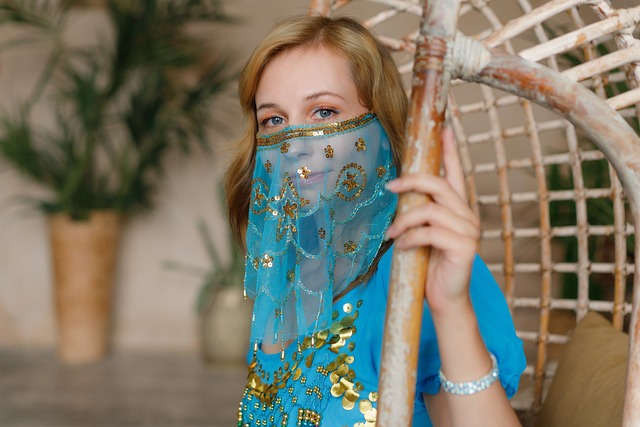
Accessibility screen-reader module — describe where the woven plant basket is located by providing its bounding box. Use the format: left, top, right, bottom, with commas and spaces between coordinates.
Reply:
49, 211, 122, 364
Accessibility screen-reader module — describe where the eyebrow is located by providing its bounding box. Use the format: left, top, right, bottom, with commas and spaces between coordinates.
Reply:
256, 102, 277, 112
304, 91, 345, 101
256, 91, 345, 112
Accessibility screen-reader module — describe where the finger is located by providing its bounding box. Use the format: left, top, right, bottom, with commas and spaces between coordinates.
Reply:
441, 127, 468, 203
394, 224, 478, 255
385, 201, 478, 241
386, 173, 469, 213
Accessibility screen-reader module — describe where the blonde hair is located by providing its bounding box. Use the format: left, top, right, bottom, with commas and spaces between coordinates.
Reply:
224, 15, 407, 246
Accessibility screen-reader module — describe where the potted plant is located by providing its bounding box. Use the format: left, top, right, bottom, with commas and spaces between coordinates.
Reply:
0, 0, 233, 363
165, 187, 250, 364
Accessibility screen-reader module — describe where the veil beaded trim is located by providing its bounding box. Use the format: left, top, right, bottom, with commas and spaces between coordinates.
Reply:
244, 113, 397, 356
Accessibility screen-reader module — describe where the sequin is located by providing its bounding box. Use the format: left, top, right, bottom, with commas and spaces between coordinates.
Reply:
325, 145, 334, 158
342, 172, 360, 192
238, 296, 380, 426
297, 166, 311, 179
355, 137, 366, 151
265, 160, 272, 173
292, 368, 302, 381
283, 201, 298, 219
359, 399, 372, 413
256, 113, 376, 147
336, 163, 367, 201
364, 408, 377, 422
280, 141, 290, 153
261, 254, 273, 268
344, 241, 357, 253
376, 166, 386, 178
318, 228, 326, 239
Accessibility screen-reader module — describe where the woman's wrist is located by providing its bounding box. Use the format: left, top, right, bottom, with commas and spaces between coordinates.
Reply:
430, 297, 494, 383
428, 293, 474, 321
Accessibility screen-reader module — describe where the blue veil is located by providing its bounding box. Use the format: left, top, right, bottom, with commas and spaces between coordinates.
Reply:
244, 113, 397, 355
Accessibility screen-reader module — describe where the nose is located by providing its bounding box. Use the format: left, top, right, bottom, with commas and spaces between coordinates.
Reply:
282, 139, 314, 160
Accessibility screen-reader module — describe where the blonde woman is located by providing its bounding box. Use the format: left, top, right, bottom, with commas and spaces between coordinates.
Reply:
225, 15, 525, 427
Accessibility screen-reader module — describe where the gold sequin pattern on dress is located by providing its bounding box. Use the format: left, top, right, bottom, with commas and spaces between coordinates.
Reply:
238, 299, 380, 426
256, 113, 375, 147
297, 408, 321, 426
376, 166, 386, 178
355, 138, 366, 152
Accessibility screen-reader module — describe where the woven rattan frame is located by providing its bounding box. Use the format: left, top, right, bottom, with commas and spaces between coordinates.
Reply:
309, 0, 640, 423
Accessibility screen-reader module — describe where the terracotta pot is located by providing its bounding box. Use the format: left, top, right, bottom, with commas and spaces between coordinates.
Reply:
49, 211, 122, 364
199, 285, 252, 364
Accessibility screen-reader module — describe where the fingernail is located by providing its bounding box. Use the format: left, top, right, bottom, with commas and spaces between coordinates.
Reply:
385, 180, 399, 191
384, 227, 394, 241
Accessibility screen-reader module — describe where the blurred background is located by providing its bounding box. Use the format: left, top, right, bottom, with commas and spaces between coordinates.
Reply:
0, 1, 311, 426
2, 0, 637, 426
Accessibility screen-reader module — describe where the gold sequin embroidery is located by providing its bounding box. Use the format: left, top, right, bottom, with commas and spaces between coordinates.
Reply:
261, 254, 273, 268
336, 163, 366, 201
297, 166, 311, 179
239, 299, 375, 426
355, 138, 366, 152
324, 145, 334, 158
318, 228, 326, 240
256, 113, 375, 147
283, 201, 298, 219
342, 172, 360, 192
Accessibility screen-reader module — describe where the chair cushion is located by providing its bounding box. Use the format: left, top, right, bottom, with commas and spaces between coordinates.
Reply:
537, 311, 628, 427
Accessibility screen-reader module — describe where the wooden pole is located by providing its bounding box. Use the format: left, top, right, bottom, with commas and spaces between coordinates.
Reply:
376, 1, 460, 425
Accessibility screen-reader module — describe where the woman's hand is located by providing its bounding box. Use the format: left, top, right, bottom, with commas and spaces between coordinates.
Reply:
383, 127, 480, 314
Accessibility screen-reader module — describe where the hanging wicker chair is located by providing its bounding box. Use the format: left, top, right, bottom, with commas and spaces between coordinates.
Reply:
309, 0, 640, 425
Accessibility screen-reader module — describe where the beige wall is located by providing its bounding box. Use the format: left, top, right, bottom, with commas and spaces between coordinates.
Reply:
0, 0, 603, 354
0, 0, 309, 352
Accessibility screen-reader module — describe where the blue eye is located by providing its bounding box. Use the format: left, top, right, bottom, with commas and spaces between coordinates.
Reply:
313, 108, 338, 120
261, 116, 285, 128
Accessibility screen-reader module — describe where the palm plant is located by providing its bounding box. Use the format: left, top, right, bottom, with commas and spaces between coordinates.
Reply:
0, 0, 234, 219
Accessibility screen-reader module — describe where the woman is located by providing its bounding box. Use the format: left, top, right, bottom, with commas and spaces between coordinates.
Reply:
225, 15, 525, 427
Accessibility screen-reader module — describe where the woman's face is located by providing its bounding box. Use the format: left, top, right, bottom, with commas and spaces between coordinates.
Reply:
254, 46, 369, 202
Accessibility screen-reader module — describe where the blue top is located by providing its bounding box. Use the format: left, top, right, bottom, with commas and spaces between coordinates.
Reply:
237, 250, 526, 426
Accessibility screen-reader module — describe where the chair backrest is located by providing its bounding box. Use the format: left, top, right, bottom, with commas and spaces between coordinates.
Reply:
309, 0, 640, 420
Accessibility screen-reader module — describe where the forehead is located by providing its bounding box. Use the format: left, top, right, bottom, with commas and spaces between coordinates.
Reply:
255, 45, 357, 104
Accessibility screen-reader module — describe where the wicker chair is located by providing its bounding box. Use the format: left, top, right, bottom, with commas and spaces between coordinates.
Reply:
309, 0, 640, 424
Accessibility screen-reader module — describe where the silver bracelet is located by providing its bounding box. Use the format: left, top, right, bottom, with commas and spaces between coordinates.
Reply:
438, 352, 499, 395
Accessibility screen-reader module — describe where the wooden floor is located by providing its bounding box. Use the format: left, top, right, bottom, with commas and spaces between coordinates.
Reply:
0, 347, 535, 426
0, 348, 247, 427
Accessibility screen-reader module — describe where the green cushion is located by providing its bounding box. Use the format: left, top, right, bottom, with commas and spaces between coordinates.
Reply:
537, 311, 628, 427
